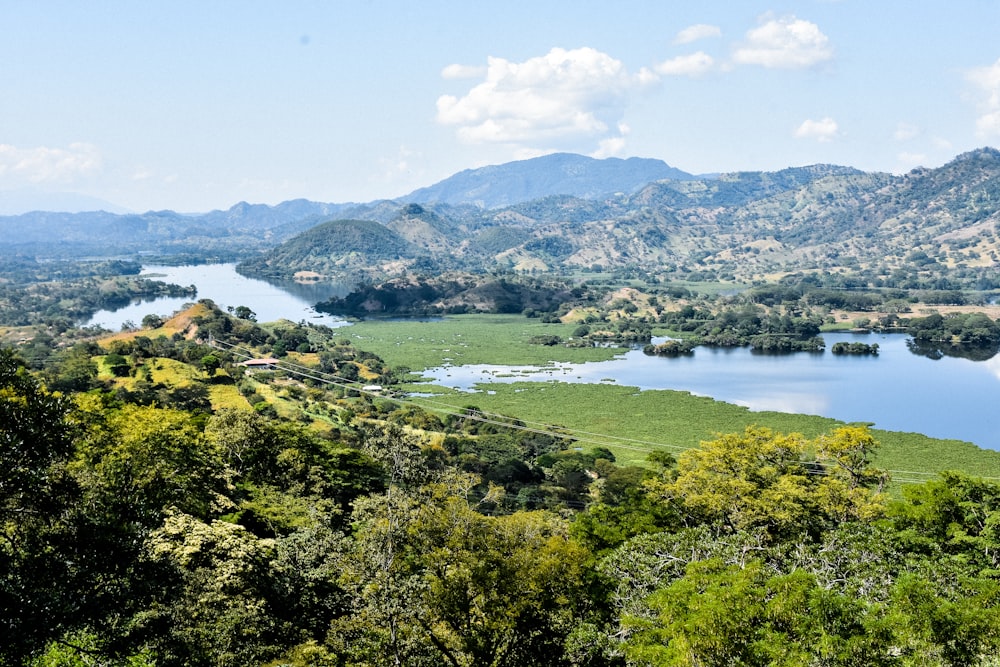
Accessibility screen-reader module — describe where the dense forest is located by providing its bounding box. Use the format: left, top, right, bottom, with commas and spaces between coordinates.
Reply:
4, 300, 1000, 666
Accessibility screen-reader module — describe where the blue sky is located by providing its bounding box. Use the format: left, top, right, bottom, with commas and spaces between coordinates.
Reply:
2, 1, 999, 213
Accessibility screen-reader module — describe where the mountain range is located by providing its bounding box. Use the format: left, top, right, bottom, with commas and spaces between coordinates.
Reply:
3, 149, 1000, 289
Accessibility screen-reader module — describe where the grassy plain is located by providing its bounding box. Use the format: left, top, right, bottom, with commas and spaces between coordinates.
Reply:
405, 382, 1000, 487
329, 314, 624, 368
325, 314, 1000, 486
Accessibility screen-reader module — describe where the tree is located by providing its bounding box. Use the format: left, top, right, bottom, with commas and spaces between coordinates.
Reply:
643, 425, 887, 541
138, 511, 292, 667
141, 313, 165, 329
72, 402, 226, 525
621, 559, 895, 667
233, 305, 257, 321
331, 426, 596, 666
201, 353, 221, 376
0, 349, 82, 662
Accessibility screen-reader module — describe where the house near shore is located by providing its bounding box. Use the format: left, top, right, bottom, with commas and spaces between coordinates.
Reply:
239, 358, 280, 370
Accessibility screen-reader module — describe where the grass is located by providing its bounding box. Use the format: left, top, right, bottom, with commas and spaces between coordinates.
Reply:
327, 314, 624, 369
96, 355, 249, 412
206, 379, 250, 410
97, 302, 210, 347
325, 313, 1000, 486
404, 381, 1000, 489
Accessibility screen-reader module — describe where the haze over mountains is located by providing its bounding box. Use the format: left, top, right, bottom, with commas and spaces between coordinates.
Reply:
3, 148, 1000, 287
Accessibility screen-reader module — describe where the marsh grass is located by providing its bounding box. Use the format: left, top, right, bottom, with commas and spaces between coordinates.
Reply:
337, 314, 1000, 485
328, 314, 625, 369
406, 381, 1000, 487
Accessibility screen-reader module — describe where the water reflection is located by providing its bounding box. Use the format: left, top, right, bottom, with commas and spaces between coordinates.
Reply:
732, 392, 829, 415
906, 338, 1000, 362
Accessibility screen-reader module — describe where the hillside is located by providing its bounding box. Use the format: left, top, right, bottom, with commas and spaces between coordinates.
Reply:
240, 148, 1000, 288
4, 148, 1000, 291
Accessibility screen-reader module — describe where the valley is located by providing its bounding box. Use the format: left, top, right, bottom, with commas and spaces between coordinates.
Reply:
7, 149, 1000, 665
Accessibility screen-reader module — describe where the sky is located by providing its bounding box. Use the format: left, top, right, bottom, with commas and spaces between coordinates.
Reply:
2, 1, 1000, 214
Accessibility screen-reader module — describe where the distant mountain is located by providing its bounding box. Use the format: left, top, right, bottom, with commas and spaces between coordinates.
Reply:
5, 149, 1000, 292
0, 189, 131, 215
0, 199, 354, 258
402, 153, 696, 208
239, 148, 1000, 288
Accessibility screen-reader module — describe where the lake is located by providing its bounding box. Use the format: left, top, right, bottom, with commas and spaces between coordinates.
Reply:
84, 263, 351, 329
87, 263, 1000, 449
420, 334, 1000, 450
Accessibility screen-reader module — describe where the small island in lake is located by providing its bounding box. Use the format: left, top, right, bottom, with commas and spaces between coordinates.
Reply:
831, 341, 879, 355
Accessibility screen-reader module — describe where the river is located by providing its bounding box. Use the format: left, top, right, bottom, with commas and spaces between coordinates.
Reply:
86, 263, 1000, 449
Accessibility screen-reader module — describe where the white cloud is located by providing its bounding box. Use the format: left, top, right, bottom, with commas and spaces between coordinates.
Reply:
967, 58, 1000, 138
673, 23, 721, 45
733, 15, 833, 69
976, 111, 1000, 137
131, 167, 153, 182
0, 142, 101, 185
794, 117, 839, 142
893, 122, 920, 141
441, 63, 487, 80
436, 47, 648, 154
591, 123, 631, 158
655, 51, 715, 77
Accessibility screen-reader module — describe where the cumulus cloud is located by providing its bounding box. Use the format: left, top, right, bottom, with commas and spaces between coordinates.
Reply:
673, 23, 722, 45
436, 47, 648, 154
794, 117, 839, 142
441, 63, 487, 80
0, 142, 101, 184
655, 51, 715, 77
592, 123, 631, 158
967, 58, 1000, 138
733, 15, 833, 69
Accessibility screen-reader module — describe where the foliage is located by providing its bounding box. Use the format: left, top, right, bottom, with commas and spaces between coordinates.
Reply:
832, 341, 880, 355
9, 252, 1000, 666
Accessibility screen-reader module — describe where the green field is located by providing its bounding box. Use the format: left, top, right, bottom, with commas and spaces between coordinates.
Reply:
403, 382, 1000, 487
329, 314, 624, 368
325, 314, 1000, 487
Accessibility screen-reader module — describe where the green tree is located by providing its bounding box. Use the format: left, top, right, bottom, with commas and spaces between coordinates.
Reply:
0, 349, 82, 662
643, 425, 887, 541
139, 511, 292, 667
72, 401, 226, 524
201, 353, 221, 376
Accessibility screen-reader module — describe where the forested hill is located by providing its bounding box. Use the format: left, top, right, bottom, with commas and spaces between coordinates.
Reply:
240, 147, 1000, 287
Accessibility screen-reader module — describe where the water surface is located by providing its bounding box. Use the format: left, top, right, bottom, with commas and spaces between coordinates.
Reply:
421, 333, 1000, 449
84, 263, 350, 329
84, 264, 1000, 449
